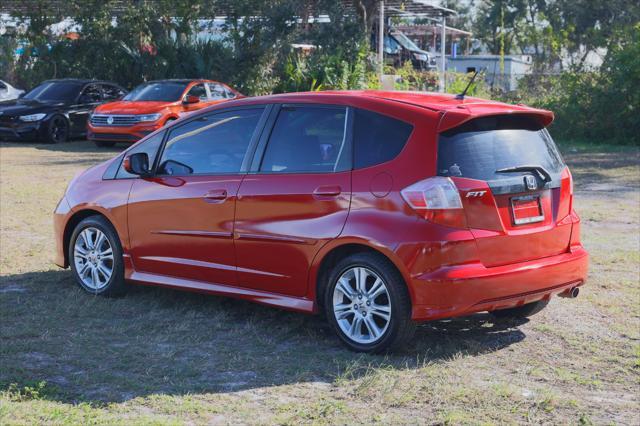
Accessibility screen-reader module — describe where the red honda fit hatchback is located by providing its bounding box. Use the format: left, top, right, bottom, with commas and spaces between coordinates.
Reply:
54, 91, 588, 352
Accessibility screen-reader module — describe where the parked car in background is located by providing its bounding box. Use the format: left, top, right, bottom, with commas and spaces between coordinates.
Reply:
54, 91, 588, 353
87, 79, 241, 147
0, 80, 25, 101
381, 28, 437, 71
0, 79, 126, 143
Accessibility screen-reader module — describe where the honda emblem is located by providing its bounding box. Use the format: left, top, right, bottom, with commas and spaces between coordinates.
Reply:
524, 175, 537, 191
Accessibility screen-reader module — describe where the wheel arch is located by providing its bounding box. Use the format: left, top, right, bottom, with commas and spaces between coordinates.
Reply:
43, 113, 71, 140
62, 208, 117, 268
309, 239, 415, 313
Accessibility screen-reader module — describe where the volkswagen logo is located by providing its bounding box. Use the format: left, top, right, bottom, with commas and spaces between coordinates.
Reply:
524, 174, 538, 191
106, 116, 114, 125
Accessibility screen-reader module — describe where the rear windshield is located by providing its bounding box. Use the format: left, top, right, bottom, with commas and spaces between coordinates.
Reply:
437, 115, 564, 181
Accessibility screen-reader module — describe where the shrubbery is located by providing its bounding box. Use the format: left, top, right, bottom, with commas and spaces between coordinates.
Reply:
499, 25, 639, 145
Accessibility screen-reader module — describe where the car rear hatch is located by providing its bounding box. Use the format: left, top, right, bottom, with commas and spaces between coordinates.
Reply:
437, 114, 573, 267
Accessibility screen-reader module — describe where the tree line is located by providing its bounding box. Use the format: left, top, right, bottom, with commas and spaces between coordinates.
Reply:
0, 0, 638, 143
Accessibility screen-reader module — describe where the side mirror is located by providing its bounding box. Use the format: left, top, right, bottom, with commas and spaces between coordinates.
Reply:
183, 95, 200, 104
123, 152, 151, 177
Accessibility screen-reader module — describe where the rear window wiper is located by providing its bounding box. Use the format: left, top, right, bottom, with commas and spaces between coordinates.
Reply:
495, 165, 552, 183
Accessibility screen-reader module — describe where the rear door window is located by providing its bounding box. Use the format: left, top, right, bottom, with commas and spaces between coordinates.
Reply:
79, 84, 102, 104
207, 83, 228, 100
353, 109, 413, 169
259, 106, 350, 173
101, 84, 125, 101
437, 115, 564, 182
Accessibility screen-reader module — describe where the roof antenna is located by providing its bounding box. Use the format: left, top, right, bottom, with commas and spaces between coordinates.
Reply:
455, 68, 483, 100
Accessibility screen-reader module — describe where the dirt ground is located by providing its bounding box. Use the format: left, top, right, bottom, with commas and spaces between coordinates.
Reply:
0, 140, 638, 425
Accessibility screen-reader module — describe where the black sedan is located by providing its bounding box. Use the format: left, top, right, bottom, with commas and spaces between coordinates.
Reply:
0, 79, 126, 143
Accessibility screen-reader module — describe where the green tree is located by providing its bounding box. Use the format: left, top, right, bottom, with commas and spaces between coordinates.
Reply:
473, 0, 523, 55
472, 0, 640, 71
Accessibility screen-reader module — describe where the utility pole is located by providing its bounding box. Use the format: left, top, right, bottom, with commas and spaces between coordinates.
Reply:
439, 16, 446, 92
378, 1, 384, 82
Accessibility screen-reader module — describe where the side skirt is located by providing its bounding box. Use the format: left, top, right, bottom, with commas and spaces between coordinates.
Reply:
127, 270, 316, 314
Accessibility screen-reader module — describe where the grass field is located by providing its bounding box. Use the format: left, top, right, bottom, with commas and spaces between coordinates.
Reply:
1, 140, 638, 425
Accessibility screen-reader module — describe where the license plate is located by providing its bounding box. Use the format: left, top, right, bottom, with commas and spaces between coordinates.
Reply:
511, 195, 544, 225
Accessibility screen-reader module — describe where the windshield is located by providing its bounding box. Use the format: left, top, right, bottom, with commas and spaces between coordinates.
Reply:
384, 36, 401, 53
123, 82, 189, 102
23, 82, 82, 102
437, 116, 564, 181
392, 31, 422, 52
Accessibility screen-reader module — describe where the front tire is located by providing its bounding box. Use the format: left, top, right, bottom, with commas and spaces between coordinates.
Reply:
324, 252, 415, 353
69, 215, 126, 296
44, 115, 69, 144
490, 299, 549, 319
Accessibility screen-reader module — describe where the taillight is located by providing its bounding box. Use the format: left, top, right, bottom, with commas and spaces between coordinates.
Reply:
559, 167, 573, 219
401, 176, 467, 228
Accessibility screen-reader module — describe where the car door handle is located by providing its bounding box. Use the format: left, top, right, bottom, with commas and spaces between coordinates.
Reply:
202, 189, 228, 202
313, 185, 342, 198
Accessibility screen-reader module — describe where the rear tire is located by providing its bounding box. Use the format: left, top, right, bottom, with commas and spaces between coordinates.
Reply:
323, 252, 415, 353
68, 215, 126, 296
490, 299, 549, 319
94, 140, 116, 148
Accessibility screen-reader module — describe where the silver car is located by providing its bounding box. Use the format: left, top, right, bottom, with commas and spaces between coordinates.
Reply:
0, 80, 25, 102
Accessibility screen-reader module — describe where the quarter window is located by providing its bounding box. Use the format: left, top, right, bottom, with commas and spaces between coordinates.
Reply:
353, 109, 413, 169
260, 106, 350, 173
157, 108, 264, 176
224, 87, 237, 99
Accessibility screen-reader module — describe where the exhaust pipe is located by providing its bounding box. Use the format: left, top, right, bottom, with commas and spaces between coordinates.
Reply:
559, 287, 580, 298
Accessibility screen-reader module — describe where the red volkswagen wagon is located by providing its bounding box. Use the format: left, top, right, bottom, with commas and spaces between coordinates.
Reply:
54, 91, 588, 352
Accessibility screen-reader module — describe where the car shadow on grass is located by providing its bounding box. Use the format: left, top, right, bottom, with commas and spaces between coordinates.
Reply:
0, 269, 527, 405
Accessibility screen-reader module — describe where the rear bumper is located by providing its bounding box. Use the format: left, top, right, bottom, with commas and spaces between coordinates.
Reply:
410, 246, 589, 321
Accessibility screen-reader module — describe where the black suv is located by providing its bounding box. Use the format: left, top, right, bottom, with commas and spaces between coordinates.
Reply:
0, 79, 126, 143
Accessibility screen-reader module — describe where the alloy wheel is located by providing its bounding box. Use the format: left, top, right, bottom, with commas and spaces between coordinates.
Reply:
49, 117, 68, 143
73, 227, 114, 291
332, 266, 392, 344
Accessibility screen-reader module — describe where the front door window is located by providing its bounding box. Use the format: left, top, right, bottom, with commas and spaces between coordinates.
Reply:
158, 109, 264, 176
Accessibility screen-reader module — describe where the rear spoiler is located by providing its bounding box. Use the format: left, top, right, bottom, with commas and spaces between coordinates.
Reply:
437, 104, 554, 133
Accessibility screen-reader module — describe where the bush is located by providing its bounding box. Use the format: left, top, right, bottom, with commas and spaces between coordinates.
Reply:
498, 24, 639, 145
